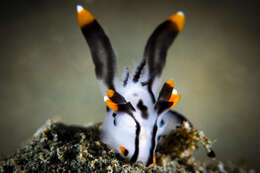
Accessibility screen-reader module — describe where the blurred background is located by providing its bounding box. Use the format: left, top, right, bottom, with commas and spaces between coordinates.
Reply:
0, 0, 259, 171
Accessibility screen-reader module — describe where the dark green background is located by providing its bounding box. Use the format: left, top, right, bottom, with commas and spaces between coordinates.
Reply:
0, 0, 259, 171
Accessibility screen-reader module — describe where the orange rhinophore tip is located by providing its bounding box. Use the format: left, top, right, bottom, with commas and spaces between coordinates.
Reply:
169, 88, 180, 109
166, 80, 174, 88
153, 156, 156, 164
76, 5, 95, 28
167, 11, 185, 31
107, 89, 115, 98
119, 146, 127, 156
104, 96, 118, 111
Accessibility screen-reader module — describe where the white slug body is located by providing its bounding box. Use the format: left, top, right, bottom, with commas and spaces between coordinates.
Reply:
102, 83, 158, 164
76, 5, 190, 166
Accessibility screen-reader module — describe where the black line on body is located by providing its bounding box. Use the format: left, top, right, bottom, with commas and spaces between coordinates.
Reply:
130, 117, 141, 163
81, 20, 116, 90
148, 84, 156, 103
147, 121, 158, 166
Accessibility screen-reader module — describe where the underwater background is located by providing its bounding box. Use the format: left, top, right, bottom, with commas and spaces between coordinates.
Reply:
0, 0, 259, 171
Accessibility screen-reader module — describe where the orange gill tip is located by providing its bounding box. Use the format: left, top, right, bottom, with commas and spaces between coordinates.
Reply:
119, 146, 126, 155
167, 11, 185, 31
107, 89, 115, 98
153, 156, 156, 164
169, 89, 180, 109
166, 80, 174, 88
104, 96, 118, 111
76, 4, 95, 28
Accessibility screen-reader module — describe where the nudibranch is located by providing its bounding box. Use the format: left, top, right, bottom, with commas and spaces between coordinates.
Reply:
76, 5, 190, 166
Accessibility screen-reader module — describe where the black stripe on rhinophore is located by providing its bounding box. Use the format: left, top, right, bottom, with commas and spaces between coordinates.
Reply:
144, 21, 179, 80
133, 59, 146, 83
147, 122, 158, 166
148, 84, 156, 103
81, 20, 116, 90
137, 100, 148, 119
130, 117, 141, 163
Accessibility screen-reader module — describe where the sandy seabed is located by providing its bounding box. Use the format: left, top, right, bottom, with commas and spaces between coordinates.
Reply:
0, 120, 255, 173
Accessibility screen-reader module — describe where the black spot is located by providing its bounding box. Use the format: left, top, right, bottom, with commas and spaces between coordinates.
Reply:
112, 113, 117, 126
207, 150, 216, 158
159, 119, 164, 127
112, 113, 117, 118
123, 148, 129, 156
137, 100, 147, 111
137, 100, 148, 119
